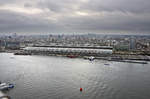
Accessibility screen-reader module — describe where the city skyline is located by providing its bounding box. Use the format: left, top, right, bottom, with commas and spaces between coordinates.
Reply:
0, 0, 150, 34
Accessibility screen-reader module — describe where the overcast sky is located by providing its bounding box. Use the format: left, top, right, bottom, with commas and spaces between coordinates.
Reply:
0, 0, 150, 34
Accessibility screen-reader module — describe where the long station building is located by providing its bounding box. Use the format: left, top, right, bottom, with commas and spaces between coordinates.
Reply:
23, 46, 113, 56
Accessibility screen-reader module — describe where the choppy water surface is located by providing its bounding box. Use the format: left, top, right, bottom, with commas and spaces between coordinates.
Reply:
0, 53, 150, 99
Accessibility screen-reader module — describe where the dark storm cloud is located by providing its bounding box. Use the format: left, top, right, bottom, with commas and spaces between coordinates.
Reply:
0, 0, 150, 34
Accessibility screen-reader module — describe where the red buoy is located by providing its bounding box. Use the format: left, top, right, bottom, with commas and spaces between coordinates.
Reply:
80, 88, 83, 92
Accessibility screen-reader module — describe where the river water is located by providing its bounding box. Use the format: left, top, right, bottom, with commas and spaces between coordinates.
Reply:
0, 53, 150, 99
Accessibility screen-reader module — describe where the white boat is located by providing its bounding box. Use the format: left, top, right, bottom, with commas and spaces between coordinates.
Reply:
0, 91, 10, 99
88, 56, 95, 61
0, 83, 14, 91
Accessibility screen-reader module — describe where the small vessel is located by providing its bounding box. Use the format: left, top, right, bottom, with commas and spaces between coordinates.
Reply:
88, 56, 95, 61
0, 91, 10, 99
10, 57, 14, 59
67, 55, 77, 58
0, 83, 14, 91
14, 52, 31, 55
104, 63, 110, 66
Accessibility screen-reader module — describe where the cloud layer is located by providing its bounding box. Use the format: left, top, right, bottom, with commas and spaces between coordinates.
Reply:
0, 0, 150, 34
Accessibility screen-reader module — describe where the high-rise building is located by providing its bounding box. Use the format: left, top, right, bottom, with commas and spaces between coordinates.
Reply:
130, 37, 136, 50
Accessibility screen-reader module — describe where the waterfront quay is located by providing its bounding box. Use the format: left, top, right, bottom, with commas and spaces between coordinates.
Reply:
14, 46, 149, 62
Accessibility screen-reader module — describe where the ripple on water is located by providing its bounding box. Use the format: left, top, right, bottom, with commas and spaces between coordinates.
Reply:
1, 53, 150, 99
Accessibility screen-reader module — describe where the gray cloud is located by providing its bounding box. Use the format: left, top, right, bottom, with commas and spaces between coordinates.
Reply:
0, 10, 62, 33
80, 0, 150, 13
0, 0, 17, 5
0, 0, 150, 34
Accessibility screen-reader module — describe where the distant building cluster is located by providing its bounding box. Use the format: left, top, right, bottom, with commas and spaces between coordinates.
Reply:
0, 33, 150, 53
